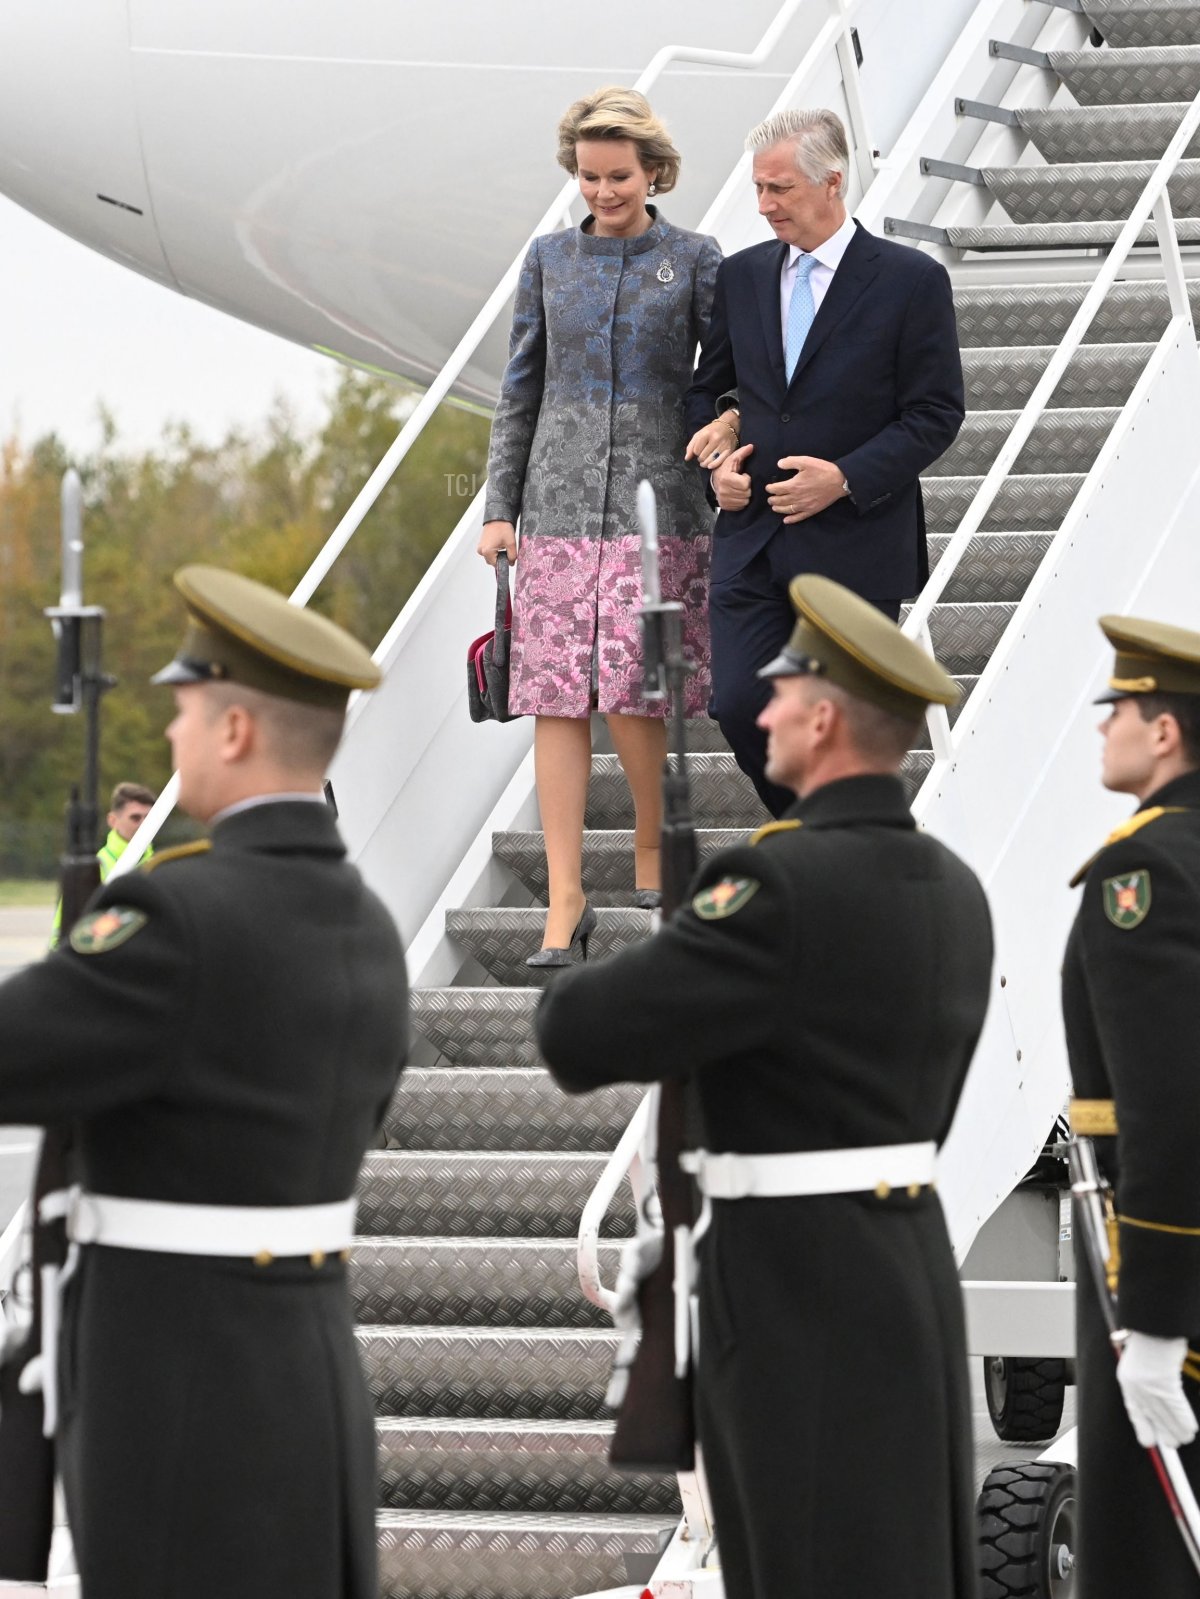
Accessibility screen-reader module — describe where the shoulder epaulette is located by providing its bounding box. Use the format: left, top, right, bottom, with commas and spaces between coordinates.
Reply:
141, 840, 212, 872
1068, 805, 1190, 889
750, 819, 802, 846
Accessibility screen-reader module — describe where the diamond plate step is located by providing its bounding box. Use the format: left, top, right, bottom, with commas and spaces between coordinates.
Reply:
1016, 101, 1200, 163
446, 905, 655, 986
357, 1152, 633, 1240
1043, 44, 1200, 105
940, 216, 1200, 251
351, 1238, 618, 1328
585, 753, 765, 830
903, 602, 1017, 677
376, 1509, 676, 1599
383, 1068, 643, 1153
961, 344, 1150, 410
412, 987, 546, 1066
923, 474, 1083, 535
682, 717, 730, 754
979, 159, 1200, 225
932, 408, 1117, 478
1082, 2, 1200, 49
377, 1418, 680, 1514
491, 829, 750, 906
926, 532, 1055, 603
953, 283, 1198, 348
359, 1326, 620, 1420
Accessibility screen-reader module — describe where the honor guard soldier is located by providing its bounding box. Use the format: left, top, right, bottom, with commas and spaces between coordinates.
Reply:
0, 567, 409, 1599
1064, 614, 1200, 1599
537, 575, 993, 1599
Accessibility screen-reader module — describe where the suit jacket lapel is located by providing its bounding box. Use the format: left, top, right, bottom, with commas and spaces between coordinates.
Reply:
788, 222, 882, 388
754, 241, 789, 392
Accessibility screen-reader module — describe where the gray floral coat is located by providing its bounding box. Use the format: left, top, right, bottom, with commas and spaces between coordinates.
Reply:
484, 211, 722, 717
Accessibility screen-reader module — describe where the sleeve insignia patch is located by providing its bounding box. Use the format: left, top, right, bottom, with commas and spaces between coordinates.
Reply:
1103, 870, 1151, 930
69, 906, 149, 955
692, 877, 760, 920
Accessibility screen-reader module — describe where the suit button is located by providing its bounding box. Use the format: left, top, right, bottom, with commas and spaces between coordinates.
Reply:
780, 412, 790, 423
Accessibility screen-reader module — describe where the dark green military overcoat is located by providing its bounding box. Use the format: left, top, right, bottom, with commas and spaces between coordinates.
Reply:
0, 800, 408, 1599
537, 773, 993, 1599
1063, 766, 1200, 1599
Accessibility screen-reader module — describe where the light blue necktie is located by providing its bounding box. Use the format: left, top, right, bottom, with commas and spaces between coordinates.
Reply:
785, 253, 818, 382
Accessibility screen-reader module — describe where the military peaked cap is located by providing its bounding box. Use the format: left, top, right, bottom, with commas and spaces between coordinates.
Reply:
1094, 613, 1200, 703
152, 565, 381, 710
758, 574, 958, 719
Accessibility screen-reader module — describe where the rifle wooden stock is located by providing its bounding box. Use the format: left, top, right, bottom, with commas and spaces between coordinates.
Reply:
610, 807, 698, 1472
0, 842, 98, 1578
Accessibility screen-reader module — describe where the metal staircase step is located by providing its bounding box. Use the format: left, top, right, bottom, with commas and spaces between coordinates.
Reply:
377, 1418, 680, 1514
412, 987, 546, 1066
683, 717, 730, 753
976, 158, 1200, 225
1076, 2, 1200, 49
953, 281, 1199, 348
585, 752, 765, 830
351, 1238, 618, 1328
447, 905, 655, 985
358, 1326, 620, 1420
491, 829, 751, 906
923, 474, 1083, 534
932, 408, 1117, 477
961, 344, 1149, 410
1043, 44, 1200, 105
902, 602, 1018, 677
376, 1509, 676, 1599
382, 1068, 642, 1153
1016, 101, 1200, 163
936, 215, 1200, 251
926, 532, 1055, 603
357, 1151, 633, 1240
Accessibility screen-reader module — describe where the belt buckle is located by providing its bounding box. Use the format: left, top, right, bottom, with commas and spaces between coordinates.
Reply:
711, 1152, 753, 1200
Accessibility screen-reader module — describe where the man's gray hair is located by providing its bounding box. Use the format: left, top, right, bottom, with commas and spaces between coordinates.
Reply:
745, 108, 850, 200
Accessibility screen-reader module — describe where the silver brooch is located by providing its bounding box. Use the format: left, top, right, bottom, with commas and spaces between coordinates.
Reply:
656, 261, 675, 283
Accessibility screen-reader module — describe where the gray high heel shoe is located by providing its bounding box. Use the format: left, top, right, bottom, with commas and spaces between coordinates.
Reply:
632, 889, 662, 911
525, 902, 597, 968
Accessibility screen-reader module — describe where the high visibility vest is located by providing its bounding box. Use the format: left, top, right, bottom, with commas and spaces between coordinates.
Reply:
49, 830, 154, 947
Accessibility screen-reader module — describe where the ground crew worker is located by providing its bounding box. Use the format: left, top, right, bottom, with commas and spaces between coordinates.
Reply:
1063, 613, 1200, 1599
0, 565, 408, 1599
49, 782, 157, 946
536, 575, 993, 1599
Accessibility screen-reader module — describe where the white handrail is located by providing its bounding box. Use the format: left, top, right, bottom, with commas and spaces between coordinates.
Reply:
113, 0, 868, 881
577, 1092, 651, 1311
904, 91, 1200, 656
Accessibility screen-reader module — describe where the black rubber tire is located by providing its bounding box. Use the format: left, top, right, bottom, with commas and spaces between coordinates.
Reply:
983, 1355, 1067, 1442
978, 1461, 1077, 1599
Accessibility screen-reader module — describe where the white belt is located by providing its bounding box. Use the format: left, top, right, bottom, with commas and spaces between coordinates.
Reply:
679, 1141, 938, 1200
30, 1189, 357, 1436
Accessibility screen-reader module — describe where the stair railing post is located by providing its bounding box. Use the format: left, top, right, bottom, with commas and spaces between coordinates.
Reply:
1154, 186, 1195, 336
833, 0, 878, 190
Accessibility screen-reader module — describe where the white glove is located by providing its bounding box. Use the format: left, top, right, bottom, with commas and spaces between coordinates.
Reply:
16, 1353, 44, 1396
1116, 1331, 1198, 1450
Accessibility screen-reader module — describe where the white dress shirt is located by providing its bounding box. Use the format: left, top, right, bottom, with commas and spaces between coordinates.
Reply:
778, 212, 858, 352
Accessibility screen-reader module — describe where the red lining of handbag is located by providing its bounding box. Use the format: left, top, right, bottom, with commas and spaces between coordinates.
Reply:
467, 629, 494, 695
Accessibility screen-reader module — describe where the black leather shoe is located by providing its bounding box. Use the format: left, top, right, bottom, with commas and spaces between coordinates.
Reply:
526, 902, 597, 968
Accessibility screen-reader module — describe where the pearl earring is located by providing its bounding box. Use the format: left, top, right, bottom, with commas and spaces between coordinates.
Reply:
648, 182, 657, 196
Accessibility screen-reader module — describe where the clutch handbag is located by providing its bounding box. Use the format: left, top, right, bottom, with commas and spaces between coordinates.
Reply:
467, 551, 519, 723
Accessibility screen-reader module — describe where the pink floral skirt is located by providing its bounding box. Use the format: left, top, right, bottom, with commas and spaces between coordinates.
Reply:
509, 533, 711, 718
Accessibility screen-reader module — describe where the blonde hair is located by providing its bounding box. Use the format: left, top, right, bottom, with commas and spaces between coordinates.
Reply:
556, 86, 681, 193
745, 108, 850, 200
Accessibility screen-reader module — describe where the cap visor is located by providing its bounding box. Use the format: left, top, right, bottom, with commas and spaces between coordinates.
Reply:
150, 658, 209, 687
1093, 687, 1128, 705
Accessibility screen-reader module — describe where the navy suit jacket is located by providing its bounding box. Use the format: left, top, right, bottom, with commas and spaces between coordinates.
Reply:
685, 221, 965, 597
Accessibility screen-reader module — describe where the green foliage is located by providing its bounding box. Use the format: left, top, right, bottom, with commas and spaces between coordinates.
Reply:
0, 371, 490, 869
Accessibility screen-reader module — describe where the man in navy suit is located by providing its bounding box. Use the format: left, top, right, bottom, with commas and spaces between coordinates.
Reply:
686, 109, 965, 815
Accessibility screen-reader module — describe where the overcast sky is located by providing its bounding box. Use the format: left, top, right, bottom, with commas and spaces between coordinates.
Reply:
0, 195, 338, 457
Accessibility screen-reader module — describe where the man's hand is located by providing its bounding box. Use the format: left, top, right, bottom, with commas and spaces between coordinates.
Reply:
712, 443, 755, 513
1116, 1331, 1198, 1449
766, 456, 850, 525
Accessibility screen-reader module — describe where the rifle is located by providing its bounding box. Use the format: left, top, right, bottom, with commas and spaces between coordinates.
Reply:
1068, 1134, 1200, 1571
609, 481, 698, 1472
0, 469, 111, 1579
